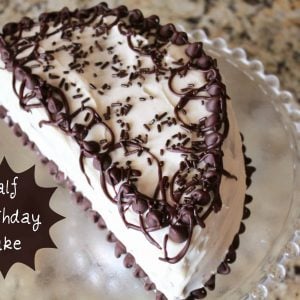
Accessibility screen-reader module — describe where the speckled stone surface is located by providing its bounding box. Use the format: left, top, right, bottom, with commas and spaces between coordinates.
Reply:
0, 0, 299, 299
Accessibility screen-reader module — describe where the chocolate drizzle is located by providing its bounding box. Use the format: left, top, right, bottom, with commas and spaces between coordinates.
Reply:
0, 3, 234, 263
0, 105, 255, 299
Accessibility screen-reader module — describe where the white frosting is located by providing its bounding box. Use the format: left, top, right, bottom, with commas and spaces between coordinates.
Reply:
0, 16, 246, 300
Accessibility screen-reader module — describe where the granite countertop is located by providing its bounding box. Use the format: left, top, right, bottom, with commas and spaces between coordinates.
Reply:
0, 0, 299, 299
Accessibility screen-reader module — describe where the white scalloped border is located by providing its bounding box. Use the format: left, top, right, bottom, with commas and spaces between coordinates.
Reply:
177, 26, 300, 300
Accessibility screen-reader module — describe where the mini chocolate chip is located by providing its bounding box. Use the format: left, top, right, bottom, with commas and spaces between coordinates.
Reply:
20, 17, 34, 30
132, 198, 148, 214
180, 207, 195, 225
145, 15, 160, 29
294, 265, 300, 275
115, 241, 126, 258
76, 8, 91, 19
191, 287, 207, 298
121, 182, 136, 195
38, 12, 58, 23
245, 156, 252, 165
239, 222, 246, 234
159, 23, 176, 39
47, 160, 58, 175
98, 2, 109, 9
101, 153, 112, 170
193, 55, 212, 70
179, 161, 187, 171
156, 292, 167, 300
14, 66, 27, 82
48, 97, 63, 114
107, 166, 121, 185
72, 123, 88, 140
245, 194, 253, 204
113, 5, 129, 17
144, 278, 156, 291
207, 83, 222, 96
107, 232, 117, 243
185, 42, 203, 58
217, 262, 231, 274
204, 153, 216, 167
5, 116, 12, 127
97, 214, 106, 229
206, 69, 220, 81
123, 253, 135, 268
25, 74, 39, 90
82, 140, 100, 154
205, 113, 219, 127
169, 224, 189, 243
145, 210, 162, 227
203, 170, 218, 181
0, 106, 7, 119
88, 210, 100, 223
133, 265, 147, 278
60, 7, 71, 22
246, 177, 252, 188
13, 124, 23, 137
22, 132, 29, 146
191, 189, 210, 206
205, 98, 220, 113
243, 207, 251, 219
40, 156, 49, 165
205, 132, 222, 148
246, 165, 256, 177
204, 274, 215, 290
37, 84, 48, 98
55, 171, 65, 183
0, 46, 11, 64
2, 22, 19, 36
229, 235, 240, 251
225, 251, 236, 263
173, 190, 182, 202
129, 9, 144, 25
171, 31, 188, 45
93, 153, 112, 171
78, 196, 92, 211
166, 206, 177, 220
38, 12, 48, 23
72, 192, 83, 203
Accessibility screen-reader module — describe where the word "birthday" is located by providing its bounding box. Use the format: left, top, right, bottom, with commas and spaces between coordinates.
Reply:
0, 207, 41, 232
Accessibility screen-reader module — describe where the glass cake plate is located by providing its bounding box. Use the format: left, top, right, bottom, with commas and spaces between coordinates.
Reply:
0, 28, 299, 300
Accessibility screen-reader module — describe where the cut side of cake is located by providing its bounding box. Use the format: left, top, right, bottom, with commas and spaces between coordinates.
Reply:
0, 4, 246, 299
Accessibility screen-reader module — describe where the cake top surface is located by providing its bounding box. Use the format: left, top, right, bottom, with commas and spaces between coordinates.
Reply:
0, 3, 232, 263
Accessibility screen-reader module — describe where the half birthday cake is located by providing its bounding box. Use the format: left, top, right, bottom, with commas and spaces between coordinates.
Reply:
0, 3, 247, 299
